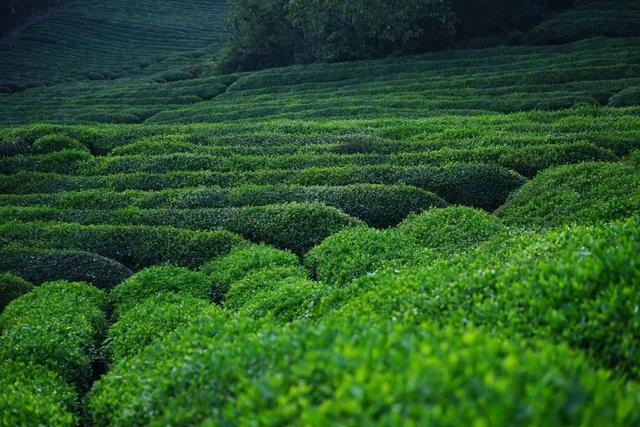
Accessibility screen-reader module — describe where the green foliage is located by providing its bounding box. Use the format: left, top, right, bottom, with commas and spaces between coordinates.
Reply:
0, 244, 133, 290
0, 272, 33, 312
305, 226, 422, 286
110, 265, 211, 317
496, 161, 640, 228
0, 361, 77, 427
87, 314, 640, 426
0, 281, 107, 387
396, 206, 505, 255
225, 265, 309, 310
32, 134, 87, 154
238, 278, 323, 322
336, 215, 640, 378
106, 293, 211, 361
221, 202, 364, 255
0, 221, 246, 269
609, 87, 640, 108
201, 244, 301, 303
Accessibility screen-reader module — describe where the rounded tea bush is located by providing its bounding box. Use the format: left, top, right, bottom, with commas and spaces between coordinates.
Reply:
0, 272, 33, 312
608, 87, 640, 107
110, 265, 211, 317
0, 281, 107, 387
87, 315, 640, 426
305, 226, 422, 286
106, 293, 212, 362
225, 265, 310, 311
201, 244, 301, 303
32, 134, 87, 154
396, 206, 505, 255
0, 361, 77, 427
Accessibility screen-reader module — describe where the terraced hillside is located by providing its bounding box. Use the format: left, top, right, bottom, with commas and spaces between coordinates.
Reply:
0, 0, 228, 90
1, 0, 640, 425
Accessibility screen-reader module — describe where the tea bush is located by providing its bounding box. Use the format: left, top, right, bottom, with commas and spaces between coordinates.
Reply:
87, 314, 640, 426
0, 221, 246, 269
32, 134, 87, 154
336, 215, 640, 378
201, 244, 301, 303
0, 281, 107, 387
609, 87, 640, 108
0, 244, 132, 289
0, 273, 33, 312
106, 293, 211, 361
0, 361, 78, 427
305, 226, 423, 286
110, 265, 212, 317
496, 161, 640, 228
225, 265, 310, 311
396, 206, 505, 255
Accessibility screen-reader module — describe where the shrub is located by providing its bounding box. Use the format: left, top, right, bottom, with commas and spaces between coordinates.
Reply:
32, 134, 87, 154
496, 161, 640, 228
110, 265, 212, 317
396, 206, 505, 255
0, 222, 247, 270
0, 281, 107, 387
336, 215, 640, 379
609, 87, 640, 108
87, 315, 640, 426
106, 293, 212, 361
497, 141, 616, 178
305, 226, 422, 286
225, 265, 310, 310
238, 278, 323, 322
222, 202, 364, 255
0, 244, 133, 290
0, 361, 77, 427
0, 273, 33, 312
37, 149, 93, 174
201, 244, 301, 304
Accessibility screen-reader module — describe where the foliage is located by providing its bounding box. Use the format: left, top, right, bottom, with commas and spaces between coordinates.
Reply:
110, 265, 212, 317
396, 206, 505, 255
0, 361, 77, 427
0, 280, 107, 387
201, 244, 301, 303
305, 226, 423, 286
106, 293, 212, 361
0, 272, 33, 312
31, 134, 87, 154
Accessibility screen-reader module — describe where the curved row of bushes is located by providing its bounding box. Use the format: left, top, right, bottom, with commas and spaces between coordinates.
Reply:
497, 160, 640, 227
0, 221, 246, 270
86, 312, 640, 426
0, 163, 527, 210
0, 184, 445, 228
0, 244, 132, 290
0, 203, 363, 255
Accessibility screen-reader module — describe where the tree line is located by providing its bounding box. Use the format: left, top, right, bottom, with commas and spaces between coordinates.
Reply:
219, 0, 574, 72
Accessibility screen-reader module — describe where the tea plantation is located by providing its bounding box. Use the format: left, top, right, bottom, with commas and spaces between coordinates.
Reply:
1, 0, 640, 425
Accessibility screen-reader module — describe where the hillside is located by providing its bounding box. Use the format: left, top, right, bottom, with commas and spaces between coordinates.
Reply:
1, 0, 640, 425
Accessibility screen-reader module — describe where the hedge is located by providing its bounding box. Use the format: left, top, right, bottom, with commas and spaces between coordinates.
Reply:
496, 161, 640, 228
305, 226, 423, 286
106, 293, 212, 361
0, 244, 132, 290
335, 215, 640, 379
0, 361, 78, 427
110, 265, 212, 317
0, 273, 33, 312
86, 314, 640, 426
201, 244, 301, 304
0, 163, 526, 211
224, 265, 310, 311
395, 206, 505, 255
0, 221, 247, 270
238, 278, 324, 323
0, 281, 107, 387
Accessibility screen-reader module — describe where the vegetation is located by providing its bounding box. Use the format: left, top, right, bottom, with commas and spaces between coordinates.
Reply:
1, 0, 639, 424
